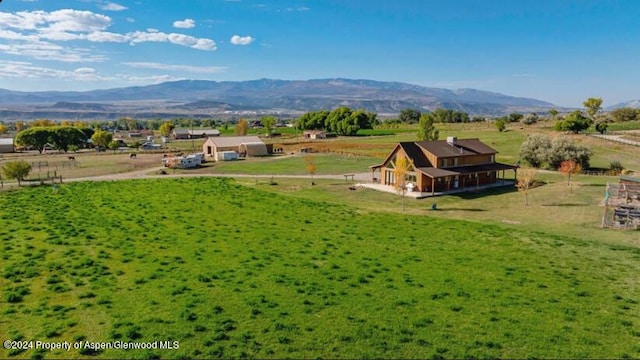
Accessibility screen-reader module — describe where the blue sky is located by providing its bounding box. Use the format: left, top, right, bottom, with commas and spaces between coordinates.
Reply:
0, 0, 638, 107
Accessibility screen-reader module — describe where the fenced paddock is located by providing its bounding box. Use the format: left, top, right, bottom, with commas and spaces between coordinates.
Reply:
30, 160, 80, 171
602, 182, 640, 229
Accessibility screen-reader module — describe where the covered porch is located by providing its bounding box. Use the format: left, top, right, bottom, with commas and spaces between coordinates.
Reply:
369, 163, 518, 197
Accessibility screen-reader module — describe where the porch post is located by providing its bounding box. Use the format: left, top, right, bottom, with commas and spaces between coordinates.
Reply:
431, 177, 435, 196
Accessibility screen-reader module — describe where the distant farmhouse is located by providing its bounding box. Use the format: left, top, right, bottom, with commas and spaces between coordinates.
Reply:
303, 130, 336, 140
0, 138, 15, 153
371, 137, 517, 195
173, 128, 221, 140
202, 136, 269, 161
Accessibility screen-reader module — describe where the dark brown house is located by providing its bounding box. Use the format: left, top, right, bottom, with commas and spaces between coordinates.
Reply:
371, 137, 517, 195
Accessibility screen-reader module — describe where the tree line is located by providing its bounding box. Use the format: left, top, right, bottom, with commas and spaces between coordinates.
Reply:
295, 107, 378, 136
15, 126, 94, 153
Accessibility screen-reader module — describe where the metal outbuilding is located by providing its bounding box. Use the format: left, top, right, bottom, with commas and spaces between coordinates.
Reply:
0, 138, 15, 153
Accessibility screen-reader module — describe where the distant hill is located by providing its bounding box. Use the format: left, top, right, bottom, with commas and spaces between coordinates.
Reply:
0, 78, 558, 119
606, 100, 640, 110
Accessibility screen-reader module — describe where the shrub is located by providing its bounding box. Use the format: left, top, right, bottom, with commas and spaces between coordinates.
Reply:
610, 161, 624, 175
495, 119, 506, 132
2, 161, 32, 186
519, 134, 551, 168
548, 137, 592, 169
521, 113, 539, 125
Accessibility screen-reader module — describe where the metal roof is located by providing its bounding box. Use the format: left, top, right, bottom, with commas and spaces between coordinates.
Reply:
416, 138, 497, 157
205, 135, 263, 148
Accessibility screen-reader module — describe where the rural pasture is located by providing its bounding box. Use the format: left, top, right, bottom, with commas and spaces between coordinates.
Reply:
1, 178, 640, 358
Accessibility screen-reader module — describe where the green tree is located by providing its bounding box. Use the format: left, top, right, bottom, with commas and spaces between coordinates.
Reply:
417, 113, 439, 141
77, 127, 95, 140
108, 140, 120, 153
235, 119, 248, 136
431, 108, 470, 123
91, 130, 113, 149
610, 107, 639, 122
548, 108, 559, 120
48, 126, 87, 152
554, 110, 592, 133
15, 127, 51, 153
506, 113, 524, 123
297, 111, 329, 130
583, 97, 603, 119
2, 160, 32, 186
495, 118, 507, 132
595, 121, 609, 134
261, 116, 277, 137
519, 134, 551, 168
159, 121, 174, 137
399, 108, 421, 124
0, 124, 8, 134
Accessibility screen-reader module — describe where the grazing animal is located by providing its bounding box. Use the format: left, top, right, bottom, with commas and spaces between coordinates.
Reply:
68, 156, 75, 161
130, 153, 137, 158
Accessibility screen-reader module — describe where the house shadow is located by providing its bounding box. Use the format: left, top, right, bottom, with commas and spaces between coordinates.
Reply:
452, 185, 519, 200
431, 208, 487, 212
541, 203, 590, 207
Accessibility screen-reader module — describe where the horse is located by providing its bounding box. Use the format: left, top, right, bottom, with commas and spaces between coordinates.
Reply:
68, 156, 75, 161
130, 153, 137, 159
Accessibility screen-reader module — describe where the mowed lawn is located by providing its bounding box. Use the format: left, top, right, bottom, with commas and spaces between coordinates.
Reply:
1, 178, 639, 359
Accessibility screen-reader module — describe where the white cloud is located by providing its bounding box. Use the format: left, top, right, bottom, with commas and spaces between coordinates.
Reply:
0, 61, 109, 80
0, 9, 218, 62
167, 33, 198, 47
0, 60, 184, 85
284, 6, 310, 12
230, 35, 254, 45
73, 67, 102, 80
42, 9, 112, 32
0, 42, 106, 62
128, 30, 217, 51
86, 31, 129, 42
123, 62, 228, 74
192, 38, 217, 51
173, 18, 196, 29
120, 74, 181, 84
100, 2, 128, 11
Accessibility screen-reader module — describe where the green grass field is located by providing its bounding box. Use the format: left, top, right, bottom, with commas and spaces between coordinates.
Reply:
1, 178, 639, 359
209, 154, 381, 175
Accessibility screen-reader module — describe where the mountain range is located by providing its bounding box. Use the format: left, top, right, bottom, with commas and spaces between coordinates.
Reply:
0, 78, 562, 120
607, 100, 640, 110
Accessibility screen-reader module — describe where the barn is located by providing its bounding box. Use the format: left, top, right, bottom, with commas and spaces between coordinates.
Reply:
0, 138, 15, 153
202, 136, 268, 161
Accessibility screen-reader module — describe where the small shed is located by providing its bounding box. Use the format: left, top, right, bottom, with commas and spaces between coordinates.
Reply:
303, 130, 326, 140
0, 138, 14, 153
